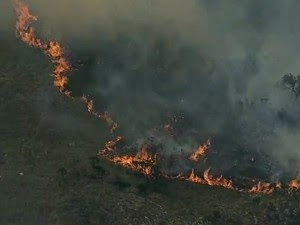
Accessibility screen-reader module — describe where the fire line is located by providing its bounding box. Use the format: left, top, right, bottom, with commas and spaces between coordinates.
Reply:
13, 0, 299, 194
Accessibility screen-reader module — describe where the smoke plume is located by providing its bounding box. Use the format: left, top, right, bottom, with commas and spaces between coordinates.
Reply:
6, 0, 300, 176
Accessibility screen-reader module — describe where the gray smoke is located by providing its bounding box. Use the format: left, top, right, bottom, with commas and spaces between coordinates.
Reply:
6, 0, 300, 174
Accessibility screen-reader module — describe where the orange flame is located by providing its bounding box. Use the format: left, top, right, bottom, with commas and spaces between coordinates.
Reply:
103, 145, 157, 176
186, 168, 234, 189
189, 139, 211, 162
13, 0, 300, 195
203, 169, 234, 189
14, 0, 71, 94
289, 179, 300, 189
81, 96, 118, 133
98, 136, 123, 155
14, 0, 44, 49
248, 181, 275, 194
186, 168, 205, 183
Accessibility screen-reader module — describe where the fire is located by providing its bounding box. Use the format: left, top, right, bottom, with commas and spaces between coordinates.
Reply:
82, 96, 94, 113
46, 42, 71, 93
98, 136, 123, 155
248, 181, 275, 195
82, 96, 118, 133
102, 111, 119, 133
14, 0, 71, 94
14, 0, 44, 49
102, 145, 157, 176
185, 168, 234, 189
47, 41, 63, 59
13, 0, 300, 195
203, 169, 234, 189
186, 168, 205, 183
289, 179, 300, 189
52, 58, 71, 93
189, 139, 211, 162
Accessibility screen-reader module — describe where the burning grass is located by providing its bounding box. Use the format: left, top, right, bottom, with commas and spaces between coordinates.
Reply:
13, 0, 300, 196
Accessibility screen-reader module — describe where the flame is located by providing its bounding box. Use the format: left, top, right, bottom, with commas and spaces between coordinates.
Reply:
289, 179, 300, 189
186, 168, 205, 183
14, 0, 116, 136
13, 0, 300, 195
189, 139, 211, 162
203, 169, 234, 189
14, 0, 71, 94
98, 136, 123, 155
47, 41, 63, 58
185, 168, 234, 189
102, 145, 157, 176
82, 96, 118, 133
47, 41, 71, 93
248, 181, 275, 194
14, 0, 44, 48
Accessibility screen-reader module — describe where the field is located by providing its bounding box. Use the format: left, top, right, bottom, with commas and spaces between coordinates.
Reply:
1, 1, 300, 225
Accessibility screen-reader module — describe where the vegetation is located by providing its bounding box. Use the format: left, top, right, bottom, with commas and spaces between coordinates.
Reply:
1, 29, 299, 225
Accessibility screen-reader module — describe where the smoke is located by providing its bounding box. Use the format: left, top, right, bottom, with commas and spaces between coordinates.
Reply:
9, 0, 300, 174
0, 1, 15, 35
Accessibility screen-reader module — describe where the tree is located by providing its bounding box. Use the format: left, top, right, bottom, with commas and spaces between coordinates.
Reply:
281, 73, 300, 99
